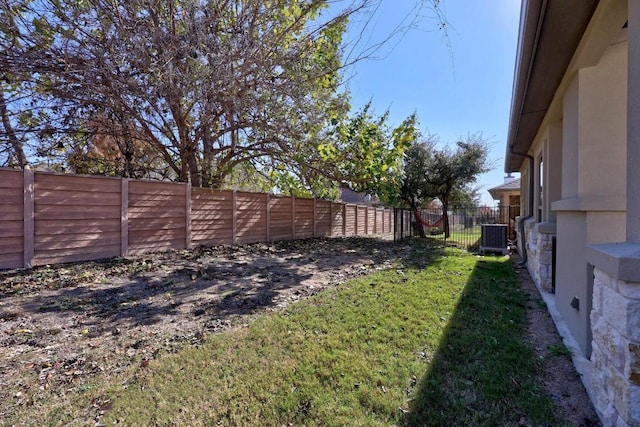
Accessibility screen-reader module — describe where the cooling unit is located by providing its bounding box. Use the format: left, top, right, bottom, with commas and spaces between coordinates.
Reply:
480, 224, 508, 255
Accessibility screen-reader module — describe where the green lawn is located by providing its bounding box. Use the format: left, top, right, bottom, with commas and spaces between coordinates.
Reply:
102, 242, 560, 426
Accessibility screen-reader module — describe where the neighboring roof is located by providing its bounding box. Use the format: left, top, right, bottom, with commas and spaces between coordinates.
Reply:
488, 178, 521, 200
505, 0, 599, 172
339, 187, 378, 205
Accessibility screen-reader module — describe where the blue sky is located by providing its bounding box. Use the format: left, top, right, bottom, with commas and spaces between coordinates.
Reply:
343, 0, 522, 205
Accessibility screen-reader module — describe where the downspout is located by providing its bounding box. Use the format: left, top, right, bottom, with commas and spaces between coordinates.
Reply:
510, 149, 534, 265
508, 0, 547, 266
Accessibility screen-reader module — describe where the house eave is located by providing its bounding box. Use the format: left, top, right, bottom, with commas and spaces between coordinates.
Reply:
505, 0, 599, 173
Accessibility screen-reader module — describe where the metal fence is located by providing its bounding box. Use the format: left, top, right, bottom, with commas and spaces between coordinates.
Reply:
394, 205, 520, 251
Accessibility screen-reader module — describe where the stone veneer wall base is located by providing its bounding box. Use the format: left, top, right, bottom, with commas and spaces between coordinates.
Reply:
590, 267, 640, 426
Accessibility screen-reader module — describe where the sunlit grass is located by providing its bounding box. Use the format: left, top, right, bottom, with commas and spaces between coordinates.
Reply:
101, 245, 560, 426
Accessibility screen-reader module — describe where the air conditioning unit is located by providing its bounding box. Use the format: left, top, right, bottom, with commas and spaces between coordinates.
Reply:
480, 224, 508, 255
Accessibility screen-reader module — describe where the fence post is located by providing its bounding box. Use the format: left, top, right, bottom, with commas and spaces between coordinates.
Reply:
232, 190, 237, 245
185, 183, 191, 250
291, 196, 296, 240
120, 178, 129, 257
266, 194, 271, 242
23, 169, 34, 268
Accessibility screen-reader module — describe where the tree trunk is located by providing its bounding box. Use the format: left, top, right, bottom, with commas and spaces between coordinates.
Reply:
442, 199, 450, 239
186, 150, 201, 187
409, 199, 426, 238
0, 85, 28, 168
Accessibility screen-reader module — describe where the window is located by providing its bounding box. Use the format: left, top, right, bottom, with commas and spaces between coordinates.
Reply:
537, 157, 544, 222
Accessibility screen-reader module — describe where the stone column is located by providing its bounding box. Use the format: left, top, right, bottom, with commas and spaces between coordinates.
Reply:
587, 1, 640, 424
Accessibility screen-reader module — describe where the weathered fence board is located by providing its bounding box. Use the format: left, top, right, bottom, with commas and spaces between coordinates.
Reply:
191, 189, 234, 246
0, 170, 25, 268
294, 198, 314, 239
32, 173, 121, 266
128, 180, 186, 255
0, 168, 394, 269
236, 192, 267, 244
269, 196, 293, 241
345, 205, 356, 236
315, 200, 332, 237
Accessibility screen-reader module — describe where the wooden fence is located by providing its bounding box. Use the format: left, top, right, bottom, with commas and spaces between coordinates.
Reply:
0, 168, 394, 269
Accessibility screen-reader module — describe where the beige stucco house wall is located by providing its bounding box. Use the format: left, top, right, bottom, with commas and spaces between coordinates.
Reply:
506, 0, 640, 425
488, 177, 521, 239
488, 176, 521, 209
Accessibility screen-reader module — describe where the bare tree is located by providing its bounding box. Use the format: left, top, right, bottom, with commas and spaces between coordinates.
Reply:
0, 0, 445, 189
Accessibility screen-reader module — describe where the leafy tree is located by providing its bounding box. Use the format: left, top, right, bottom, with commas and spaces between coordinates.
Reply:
401, 133, 491, 237
449, 183, 481, 209
0, 0, 443, 193
317, 103, 418, 201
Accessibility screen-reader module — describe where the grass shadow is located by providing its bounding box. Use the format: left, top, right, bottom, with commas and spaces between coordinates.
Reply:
401, 253, 560, 426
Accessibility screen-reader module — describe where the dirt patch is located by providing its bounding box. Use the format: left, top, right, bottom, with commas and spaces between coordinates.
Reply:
0, 236, 410, 424
515, 256, 601, 427
0, 237, 601, 425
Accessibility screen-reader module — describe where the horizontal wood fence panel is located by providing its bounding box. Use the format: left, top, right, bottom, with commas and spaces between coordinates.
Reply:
128, 180, 186, 254
34, 176, 121, 190
191, 211, 233, 220
32, 172, 121, 266
294, 198, 314, 239
357, 206, 367, 235
2, 204, 23, 215
0, 252, 23, 268
35, 234, 120, 252
0, 221, 24, 238
128, 181, 185, 194
236, 229, 267, 244
315, 201, 332, 237
33, 247, 122, 266
0, 169, 24, 268
34, 193, 121, 206
0, 170, 23, 187
0, 168, 394, 270
191, 189, 234, 246
0, 237, 23, 255
269, 197, 293, 241
236, 192, 267, 244
35, 231, 120, 245
128, 239, 186, 255
128, 206, 186, 218
332, 205, 345, 236
35, 219, 121, 235
345, 205, 356, 236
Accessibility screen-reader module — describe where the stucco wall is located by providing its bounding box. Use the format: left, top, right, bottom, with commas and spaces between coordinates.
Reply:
552, 37, 628, 357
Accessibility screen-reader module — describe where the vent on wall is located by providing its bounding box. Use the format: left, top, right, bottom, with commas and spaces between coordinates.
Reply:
480, 224, 508, 255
